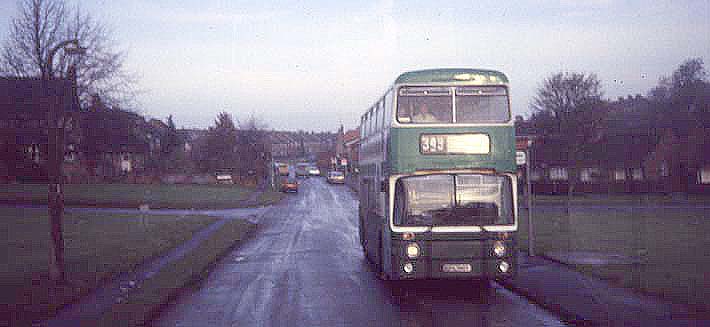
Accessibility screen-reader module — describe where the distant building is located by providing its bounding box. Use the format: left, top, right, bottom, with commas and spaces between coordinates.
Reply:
269, 131, 299, 159
80, 96, 150, 181
342, 128, 360, 174
266, 130, 336, 161
0, 77, 80, 183
516, 99, 710, 194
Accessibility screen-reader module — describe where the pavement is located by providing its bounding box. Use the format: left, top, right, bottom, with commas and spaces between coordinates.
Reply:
500, 254, 706, 327
39, 179, 710, 326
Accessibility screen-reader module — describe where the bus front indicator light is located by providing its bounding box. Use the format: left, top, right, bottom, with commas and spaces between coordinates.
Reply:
403, 262, 414, 274
493, 241, 506, 257
406, 243, 420, 259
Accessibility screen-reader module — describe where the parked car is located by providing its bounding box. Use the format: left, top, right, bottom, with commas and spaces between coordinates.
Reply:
327, 171, 345, 184
295, 163, 309, 178
280, 177, 299, 193
308, 166, 321, 176
215, 171, 233, 184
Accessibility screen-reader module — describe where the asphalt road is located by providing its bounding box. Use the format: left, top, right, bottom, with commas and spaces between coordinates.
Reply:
152, 178, 566, 327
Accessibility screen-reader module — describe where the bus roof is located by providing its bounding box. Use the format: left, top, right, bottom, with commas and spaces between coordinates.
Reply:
395, 68, 508, 85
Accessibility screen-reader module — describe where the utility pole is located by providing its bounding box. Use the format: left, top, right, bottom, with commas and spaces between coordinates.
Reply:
45, 39, 85, 282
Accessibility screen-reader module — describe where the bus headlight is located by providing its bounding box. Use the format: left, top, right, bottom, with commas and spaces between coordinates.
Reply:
493, 241, 506, 257
403, 262, 415, 274
406, 243, 421, 259
499, 261, 510, 273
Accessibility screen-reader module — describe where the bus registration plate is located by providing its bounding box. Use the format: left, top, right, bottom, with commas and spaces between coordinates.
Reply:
442, 263, 472, 273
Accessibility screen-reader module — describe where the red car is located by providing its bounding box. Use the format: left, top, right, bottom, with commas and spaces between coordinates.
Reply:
280, 177, 299, 193
327, 171, 345, 184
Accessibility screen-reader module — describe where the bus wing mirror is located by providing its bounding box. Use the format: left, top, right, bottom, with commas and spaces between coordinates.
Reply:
380, 181, 388, 193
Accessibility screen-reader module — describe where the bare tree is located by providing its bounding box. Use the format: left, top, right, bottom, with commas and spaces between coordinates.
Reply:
531, 72, 608, 211
236, 114, 270, 185
0, 0, 137, 108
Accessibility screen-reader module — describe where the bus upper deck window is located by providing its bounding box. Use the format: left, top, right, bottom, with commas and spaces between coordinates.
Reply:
455, 86, 510, 123
397, 87, 452, 124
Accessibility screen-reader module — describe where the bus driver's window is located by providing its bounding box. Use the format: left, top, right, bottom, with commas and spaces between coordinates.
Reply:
397, 103, 413, 123
412, 103, 437, 123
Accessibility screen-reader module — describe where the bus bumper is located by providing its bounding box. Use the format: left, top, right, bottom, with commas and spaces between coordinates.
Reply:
388, 236, 517, 280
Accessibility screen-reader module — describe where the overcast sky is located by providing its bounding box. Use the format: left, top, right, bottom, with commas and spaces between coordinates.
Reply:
1, 0, 708, 131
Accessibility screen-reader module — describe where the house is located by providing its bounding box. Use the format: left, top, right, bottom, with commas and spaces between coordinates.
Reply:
644, 127, 710, 193
302, 132, 336, 158
266, 130, 336, 161
689, 126, 710, 190
342, 128, 360, 174
146, 118, 169, 156
516, 104, 710, 194
0, 77, 80, 183
269, 131, 299, 159
80, 96, 149, 181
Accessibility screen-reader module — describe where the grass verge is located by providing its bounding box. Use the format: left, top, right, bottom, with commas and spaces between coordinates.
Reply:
529, 193, 710, 205
0, 183, 275, 209
255, 190, 286, 206
517, 206, 710, 313
98, 218, 255, 327
0, 207, 218, 327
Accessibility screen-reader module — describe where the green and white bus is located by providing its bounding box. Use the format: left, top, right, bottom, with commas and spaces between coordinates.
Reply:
358, 68, 517, 280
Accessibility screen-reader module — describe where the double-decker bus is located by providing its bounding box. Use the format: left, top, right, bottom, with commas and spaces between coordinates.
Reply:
358, 68, 517, 280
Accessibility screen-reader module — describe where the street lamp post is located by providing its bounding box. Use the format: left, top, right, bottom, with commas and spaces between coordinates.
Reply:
45, 39, 85, 282
526, 140, 534, 256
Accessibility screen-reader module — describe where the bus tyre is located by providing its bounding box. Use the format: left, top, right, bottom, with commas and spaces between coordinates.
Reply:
358, 216, 366, 249
376, 236, 390, 281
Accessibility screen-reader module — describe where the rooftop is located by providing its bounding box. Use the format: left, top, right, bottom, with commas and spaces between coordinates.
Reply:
395, 68, 508, 85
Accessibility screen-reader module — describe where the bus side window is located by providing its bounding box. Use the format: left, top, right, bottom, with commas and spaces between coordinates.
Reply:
380, 101, 385, 130
384, 90, 393, 126
361, 117, 366, 138
364, 112, 368, 137
375, 105, 380, 133
367, 108, 374, 136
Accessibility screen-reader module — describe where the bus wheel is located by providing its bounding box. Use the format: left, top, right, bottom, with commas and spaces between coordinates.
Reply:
358, 216, 367, 252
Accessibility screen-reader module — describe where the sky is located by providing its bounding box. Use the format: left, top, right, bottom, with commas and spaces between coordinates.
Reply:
0, 0, 708, 132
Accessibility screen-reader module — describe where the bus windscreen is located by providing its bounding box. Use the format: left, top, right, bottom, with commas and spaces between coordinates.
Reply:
393, 174, 514, 227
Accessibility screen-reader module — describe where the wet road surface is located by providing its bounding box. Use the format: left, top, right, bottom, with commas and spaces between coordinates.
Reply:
152, 178, 566, 327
